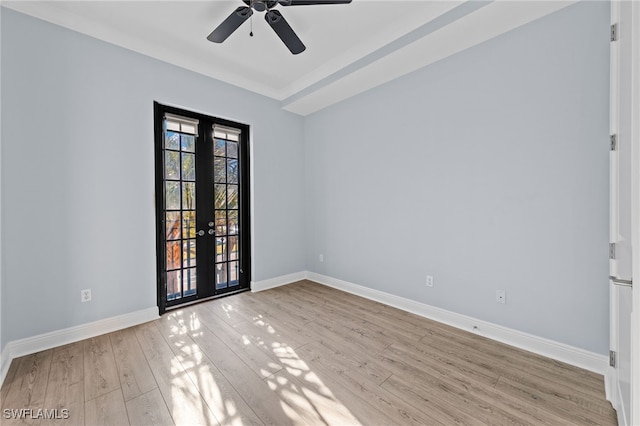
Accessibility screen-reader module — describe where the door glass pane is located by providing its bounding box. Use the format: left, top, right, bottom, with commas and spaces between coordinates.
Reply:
227, 185, 238, 209
166, 212, 181, 240
214, 157, 226, 183
227, 159, 238, 184
228, 210, 238, 235
165, 182, 180, 210
215, 210, 227, 234
214, 139, 225, 156
167, 270, 181, 300
165, 151, 180, 180
215, 184, 226, 209
216, 237, 227, 262
182, 182, 196, 210
181, 134, 195, 152
166, 241, 181, 270
229, 261, 239, 285
182, 211, 196, 239
215, 262, 228, 289
182, 153, 195, 181
227, 141, 238, 159
229, 236, 238, 260
183, 240, 196, 268
183, 268, 197, 296
165, 131, 180, 150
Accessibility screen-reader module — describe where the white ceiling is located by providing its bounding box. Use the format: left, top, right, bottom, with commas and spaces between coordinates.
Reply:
3, 0, 575, 115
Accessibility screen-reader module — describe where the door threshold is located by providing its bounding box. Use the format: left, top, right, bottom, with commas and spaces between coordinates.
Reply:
164, 288, 250, 312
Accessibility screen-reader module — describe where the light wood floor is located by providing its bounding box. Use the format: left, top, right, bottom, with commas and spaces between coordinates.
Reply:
1, 280, 617, 425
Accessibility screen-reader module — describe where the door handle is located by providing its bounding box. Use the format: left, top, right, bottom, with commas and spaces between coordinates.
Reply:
609, 276, 633, 287
197, 230, 206, 237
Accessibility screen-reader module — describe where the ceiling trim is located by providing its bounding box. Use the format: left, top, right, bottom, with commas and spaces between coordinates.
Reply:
280, 0, 488, 110
282, 0, 577, 115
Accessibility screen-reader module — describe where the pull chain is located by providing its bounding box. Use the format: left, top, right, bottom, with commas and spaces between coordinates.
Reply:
250, 14, 254, 37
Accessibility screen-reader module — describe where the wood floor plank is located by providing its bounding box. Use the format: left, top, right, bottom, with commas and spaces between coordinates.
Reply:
203, 295, 266, 326
385, 341, 500, 387
381, 341, 570, 425
125, 388, 174, 426
83, 335, 120, 402
264, 367, 365, 425
417, 314, 607, 391
1, 358, 21, 407
43, 342, 84, 426
292, 343, 439, 426
247, 290, 315, 325
187, 303, 283, 378
240, 297, 318, 346
264, 354, 396, 426
302, 324, 392, 386
232, 316, 309, 352
2, 350, 53, 411
177, 352, 264, 426
422, 326, 608, 398
134, 323, 219, 426
381, 373, 487, 426
154, 310, 203, 357
305, 316, 391, 353
84, 389, 129, 426
291, 286, 426, 344
495, 375, 618, 425
176, 308, 302, 425
110, 328, 157, 401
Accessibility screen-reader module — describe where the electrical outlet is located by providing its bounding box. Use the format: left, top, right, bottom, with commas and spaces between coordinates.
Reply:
426, 275, 434, 287
81, 289, 92, 303
496, 289, 506, 304
319, 254, 324, 263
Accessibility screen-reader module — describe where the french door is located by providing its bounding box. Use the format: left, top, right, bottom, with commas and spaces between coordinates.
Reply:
154, 102, 250, 313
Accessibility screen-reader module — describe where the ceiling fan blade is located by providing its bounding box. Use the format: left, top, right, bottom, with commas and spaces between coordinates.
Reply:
207, 6, 253, 43
279, 0, 352, 5
265, 10, 306, 55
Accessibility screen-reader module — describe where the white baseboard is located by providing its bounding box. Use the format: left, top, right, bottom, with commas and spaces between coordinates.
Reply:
0, 345, 11, 389
604, 366, 616, 406
306, 272, 609, 376
0, 307, 159, 386
251, 271, 307, 292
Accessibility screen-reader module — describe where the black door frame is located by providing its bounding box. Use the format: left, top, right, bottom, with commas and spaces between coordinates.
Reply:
154, 102, 251, 314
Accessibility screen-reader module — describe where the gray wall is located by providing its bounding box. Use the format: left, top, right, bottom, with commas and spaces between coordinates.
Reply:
303, 1, 610, 354
1, 8, 305, 344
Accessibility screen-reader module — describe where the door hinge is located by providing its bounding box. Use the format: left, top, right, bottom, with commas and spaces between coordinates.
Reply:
610, 134, 617, 151
609, 243, 616, 260
611, 23, 618, 42
610, 350, 616, 367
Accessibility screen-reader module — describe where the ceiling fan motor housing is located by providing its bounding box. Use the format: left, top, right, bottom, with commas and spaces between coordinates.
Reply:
244, 1, 279, 12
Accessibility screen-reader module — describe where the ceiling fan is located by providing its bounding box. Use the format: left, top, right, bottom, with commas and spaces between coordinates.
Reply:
207, 0, 352, 55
